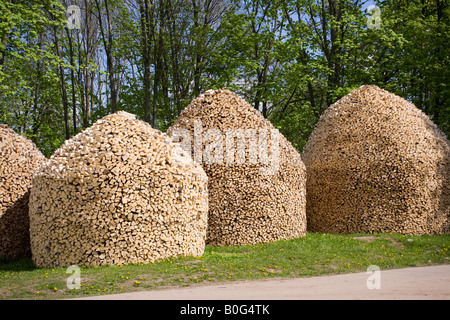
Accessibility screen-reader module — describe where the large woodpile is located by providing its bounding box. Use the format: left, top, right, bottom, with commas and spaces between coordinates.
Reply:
29, 111, 208, 267
0, 125, 46, 259
302, 85, 450, 235
167, 89, 306, 246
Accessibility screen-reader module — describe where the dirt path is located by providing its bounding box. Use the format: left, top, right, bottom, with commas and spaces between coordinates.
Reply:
77, 264, 450, 300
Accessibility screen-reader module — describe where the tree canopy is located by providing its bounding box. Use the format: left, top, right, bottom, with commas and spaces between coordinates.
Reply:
0, 0, 448, 157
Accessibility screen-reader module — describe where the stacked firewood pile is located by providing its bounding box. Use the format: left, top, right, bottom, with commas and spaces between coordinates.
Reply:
29, 111, 208, 267
302, 85, 450, 235
0, 125, 46, 259
167, 89, 307, 246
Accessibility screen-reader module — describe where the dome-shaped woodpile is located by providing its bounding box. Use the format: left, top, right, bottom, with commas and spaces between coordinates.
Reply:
0, 125, 46, 259
29, 111, 208, 267
302, 85, 450, 235
167, 89, 306, 246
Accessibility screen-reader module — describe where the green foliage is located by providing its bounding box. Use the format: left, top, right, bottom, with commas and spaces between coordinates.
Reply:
0, 0, 448, 157
0, 0, 65, 91
372, 0, 450, 136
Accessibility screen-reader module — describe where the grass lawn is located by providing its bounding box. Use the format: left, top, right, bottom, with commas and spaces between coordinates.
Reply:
0, 232, 449, 300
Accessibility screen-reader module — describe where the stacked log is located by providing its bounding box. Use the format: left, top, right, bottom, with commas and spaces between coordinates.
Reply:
302, 85, 450, 235
0, 125, 46, 259
167, 89, 306, 246
29, 111, 208, 267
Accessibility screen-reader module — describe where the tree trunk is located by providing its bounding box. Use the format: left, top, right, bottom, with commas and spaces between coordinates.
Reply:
95, 0, 117, 114
151, 0, 165, 128
0, 33, 7, 67
82, 0, 95, 127
192, 0, 202, 97
54, 26, 70, 140
66, 27, 77, 133
139, 0, 153, 123
167, 0, 182, 115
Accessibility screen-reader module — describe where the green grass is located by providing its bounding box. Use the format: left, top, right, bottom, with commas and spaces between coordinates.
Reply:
1, 232, 449, 300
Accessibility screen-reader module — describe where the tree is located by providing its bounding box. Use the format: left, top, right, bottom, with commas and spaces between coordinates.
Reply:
95, 0, 118, 113
372, 0, 450, 136
1, 0, 448, 160
138, 0, 155, 123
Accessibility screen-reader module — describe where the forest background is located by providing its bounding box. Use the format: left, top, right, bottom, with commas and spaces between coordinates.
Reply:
0, 0, 448, 157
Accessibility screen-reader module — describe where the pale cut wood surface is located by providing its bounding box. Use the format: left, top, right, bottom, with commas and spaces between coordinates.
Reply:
29, 111, 208, 267
302, 85, 450, 235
